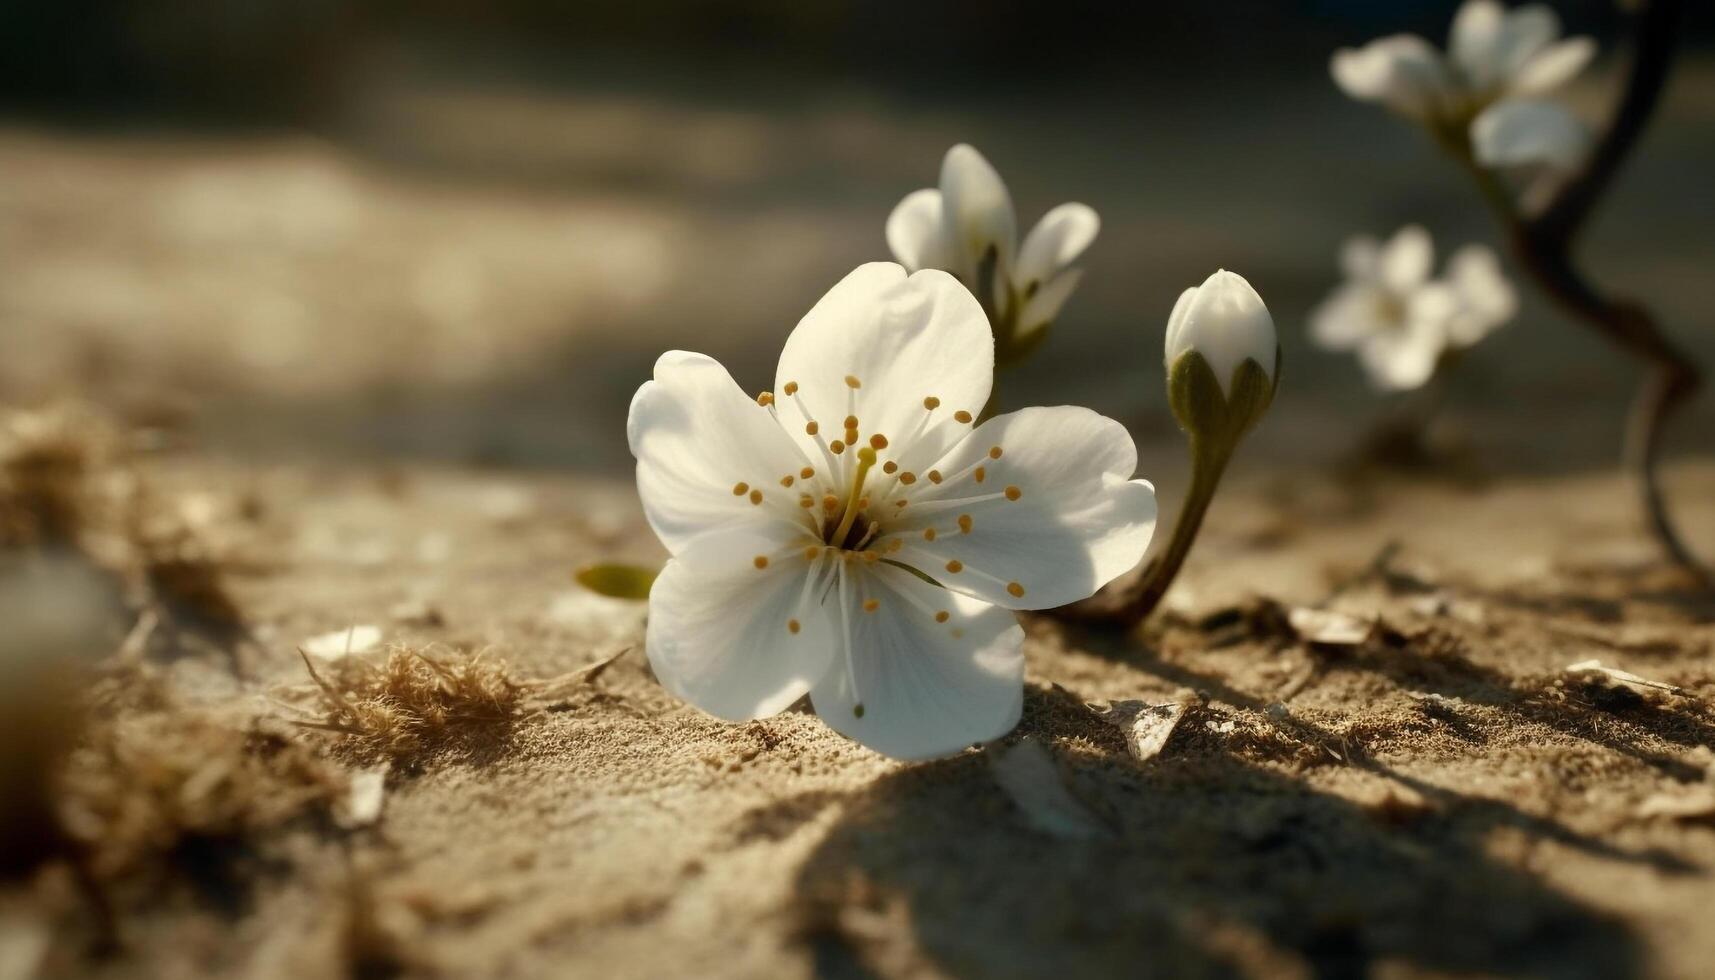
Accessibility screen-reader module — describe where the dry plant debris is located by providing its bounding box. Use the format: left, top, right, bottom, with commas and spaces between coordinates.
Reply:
1087, 698, 1194, 762
293, 645, 531, 763
57, 710, 345, 885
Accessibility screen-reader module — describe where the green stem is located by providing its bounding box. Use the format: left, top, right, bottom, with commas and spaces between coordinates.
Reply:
1117, 436, 1232, 627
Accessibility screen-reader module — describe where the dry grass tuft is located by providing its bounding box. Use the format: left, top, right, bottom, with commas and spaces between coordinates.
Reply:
295, 645, 531, 763
0, 406, 113, 549
57, 709, 345, 885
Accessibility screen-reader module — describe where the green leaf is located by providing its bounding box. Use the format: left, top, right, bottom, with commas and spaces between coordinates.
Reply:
574, 563, 658, 600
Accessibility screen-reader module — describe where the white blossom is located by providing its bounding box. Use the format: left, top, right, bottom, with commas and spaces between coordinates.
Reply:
887, 144, 1098, 350
629, 263, 1155, 760
1310, 226, 1516, 391
1331, 0, 1594, 170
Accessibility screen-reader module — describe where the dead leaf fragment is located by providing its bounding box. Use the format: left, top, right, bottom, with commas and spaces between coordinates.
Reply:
1088, 699, 1188, 762
1635, 789, 1715, 823
1288, 607, 1374, 646
304, 625, 383, 661
987, 738, 1112, 840
1563, 659, 1687, 697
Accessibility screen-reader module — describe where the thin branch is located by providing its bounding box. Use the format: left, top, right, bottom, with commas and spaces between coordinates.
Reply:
1479, 0, 1705, 583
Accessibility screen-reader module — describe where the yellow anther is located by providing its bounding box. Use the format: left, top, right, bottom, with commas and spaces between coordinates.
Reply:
822, 494, 840, 513
928, 470, 943, 484
863, 598, 880, 612
887, 538, 903, 553
974, 466, 986, 483
934, 610, 950, 623
757, 391, 774, 406
787, 619, 801, 634
1007, 582, 1026, 597
844, 428, 858, 444
732, 482, 749, 496
924, 396, 940, 410
800, 466, 815, 479
830, 440, 845, 454
844, 415, 858, 429
784, 381, 799, 395
945, 559, 963, 573
857, 446, 877, 465
862, 551, 879, 563
749, 489, 764, 505
869, 433, 888, 450
883, 461, 898, 474
857, 495, 870, 510
805, 420, 819, 436
957, 514, 973, 534
845, 375, 862, 389
989, 446, 1003, 459
799, 494, 815, 508
803, 546, 821, 560
1005, 485, 1022, 501
954, 410, 973, 424
781, 475, 795, 487
923, 528, 937, 541
753, 555, 769, 569
899, 472, 917, 485
894, 499, 908, 509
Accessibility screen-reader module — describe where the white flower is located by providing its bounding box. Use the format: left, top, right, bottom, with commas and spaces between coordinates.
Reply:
1309, 226, 1517, 391
629, 263, 1155, 760
1164, 270, 1278, 397
887, 144, 1098, 355
1331, 0, 1594, 169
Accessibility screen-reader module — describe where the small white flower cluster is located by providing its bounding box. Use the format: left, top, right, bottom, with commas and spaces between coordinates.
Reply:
1331, 0, 1595, 172
1309, 226, 1516, 391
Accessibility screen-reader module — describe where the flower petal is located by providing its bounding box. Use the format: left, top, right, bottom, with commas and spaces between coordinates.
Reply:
646, 520, 835, 721
810, 562, 1023, 761
1444, 244, 1517, 345
629, 351, 812, 554
939, 144, 1018, 285
1016, 268, 1083, 336
1359, 316, 1446, 391
890, 406, 1155, 610
1309, 282, 1387, 351
886, 188, 952, 273
774, 263, 994, 476
1015, 202, 1099, 291
1381, 224, 1433, 292
1512, 37, 1596, 96
1449, 0, 1507, 90
1471, 99, 1588, 171
1162, 286, 1198, 367
1330, 34, 1452, 120
1493, 5, 1562, 83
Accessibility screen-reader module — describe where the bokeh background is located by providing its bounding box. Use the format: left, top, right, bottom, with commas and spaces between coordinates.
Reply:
3, 0, 1713, 481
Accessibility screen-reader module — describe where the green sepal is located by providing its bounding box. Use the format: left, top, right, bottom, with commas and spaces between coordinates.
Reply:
574, 562, 658, 600
1167, 349, 1278, 452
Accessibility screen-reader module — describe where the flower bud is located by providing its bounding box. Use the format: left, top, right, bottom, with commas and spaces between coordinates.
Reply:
1163, 270, 1279, 444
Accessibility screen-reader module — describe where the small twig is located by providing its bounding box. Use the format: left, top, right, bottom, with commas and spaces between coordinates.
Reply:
1466, 0, 1705, 584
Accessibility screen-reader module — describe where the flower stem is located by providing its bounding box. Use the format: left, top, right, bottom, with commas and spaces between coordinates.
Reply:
1114, 435, 1231, 627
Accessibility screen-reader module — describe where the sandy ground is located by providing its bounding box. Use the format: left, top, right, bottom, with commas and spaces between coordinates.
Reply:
4, 53, 1715, 978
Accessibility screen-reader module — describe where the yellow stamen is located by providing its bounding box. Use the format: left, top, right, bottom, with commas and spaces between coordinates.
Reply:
989, 446, 1003, 459
923, 528, 937, 541
749, 490, 763, 505
883, 461, 898, 475
1007, 582, 1025, 597
757, 391, 774, 406
830, 440, 846, 454
805, 420, 819, 436
924, 396, 940, 410
732, 482, 749, 496
974, 466, 986, 483
863, 598, 879, 612
957, 514, 973, 534
753, 555, 769, 569
844, 375, 862, 389
945, 559, 963, 573
954, 410, 973, 424
788, 619, 801, 634
928, 470, 943, 484
899, 472, 917, 485
844, 415, 858, 429
781, 475, 795, 487
1005, 485, 1022, 501
935, 610, 950, 623
800, 494, 815, 508
869, 433, 888, 450
784, 381, 799, 395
